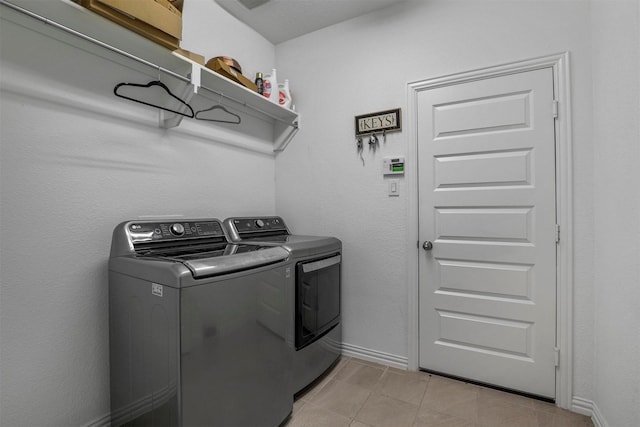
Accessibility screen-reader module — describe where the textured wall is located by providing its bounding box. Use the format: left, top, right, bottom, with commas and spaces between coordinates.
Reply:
590, 1, 640, 426
0, 0, 276, 425
275, 0, 595, 405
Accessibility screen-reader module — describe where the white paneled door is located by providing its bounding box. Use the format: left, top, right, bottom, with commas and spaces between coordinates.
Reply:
418, 68, 557, 399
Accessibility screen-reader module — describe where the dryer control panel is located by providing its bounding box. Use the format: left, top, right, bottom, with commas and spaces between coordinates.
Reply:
233, 217, 287, 233
224, 217, 289, 240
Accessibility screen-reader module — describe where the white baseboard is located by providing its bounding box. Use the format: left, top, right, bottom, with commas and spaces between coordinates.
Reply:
84, 382, 176, 427
572, 396, 607, 427
341, 341, 408, 370
84, 412, 110, 427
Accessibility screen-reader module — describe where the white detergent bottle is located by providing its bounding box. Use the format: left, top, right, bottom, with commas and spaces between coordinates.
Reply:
278, 79, 292, 109
263, 68, 278, 103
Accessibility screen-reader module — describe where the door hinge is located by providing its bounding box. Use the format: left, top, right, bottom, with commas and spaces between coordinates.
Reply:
555, 224, 560, 243
552, 100, 559, 119
554, 347, 560, 367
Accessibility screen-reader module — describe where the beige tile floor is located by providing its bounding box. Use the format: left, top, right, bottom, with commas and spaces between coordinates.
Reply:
284, 357, 593, 427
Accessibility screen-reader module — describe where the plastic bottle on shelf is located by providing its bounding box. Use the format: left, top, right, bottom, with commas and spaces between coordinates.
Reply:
278, 79, 292, 109
262, 69, 278, 103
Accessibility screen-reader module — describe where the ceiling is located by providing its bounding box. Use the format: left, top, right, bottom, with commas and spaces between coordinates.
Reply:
215, 0, 407, 44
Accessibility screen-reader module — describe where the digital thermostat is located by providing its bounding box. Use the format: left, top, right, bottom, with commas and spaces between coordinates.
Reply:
383, 157, 405, 175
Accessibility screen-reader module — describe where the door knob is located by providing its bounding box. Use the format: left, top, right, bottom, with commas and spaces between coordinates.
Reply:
422, 241, 433, 251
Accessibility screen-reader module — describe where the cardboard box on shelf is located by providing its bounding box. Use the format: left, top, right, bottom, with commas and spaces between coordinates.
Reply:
154, 0, 181, 16
174, 48, 205, 66
206, 57, 258, 93
79, 0, 182, 50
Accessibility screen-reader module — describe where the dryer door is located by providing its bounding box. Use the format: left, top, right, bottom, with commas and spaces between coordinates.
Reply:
296, 254, 341, 349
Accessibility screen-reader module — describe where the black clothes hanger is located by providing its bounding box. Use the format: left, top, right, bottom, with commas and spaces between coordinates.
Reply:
113, 80, 195, 118
194, 103, 242, 124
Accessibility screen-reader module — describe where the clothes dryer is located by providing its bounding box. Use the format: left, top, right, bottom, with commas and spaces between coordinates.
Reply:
223, 216, 342, 394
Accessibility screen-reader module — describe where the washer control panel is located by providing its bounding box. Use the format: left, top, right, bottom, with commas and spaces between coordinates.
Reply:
128, 220, 225, 243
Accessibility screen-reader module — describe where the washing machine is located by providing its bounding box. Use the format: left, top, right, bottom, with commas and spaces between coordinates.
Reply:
223, 216, 342, 394
108, 218, 294, 426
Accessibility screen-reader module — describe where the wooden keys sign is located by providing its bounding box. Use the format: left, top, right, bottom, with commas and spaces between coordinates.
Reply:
355, 108, 402, 137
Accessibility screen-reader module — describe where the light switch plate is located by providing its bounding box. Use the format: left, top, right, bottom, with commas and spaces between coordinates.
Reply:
388, 179, 400, 197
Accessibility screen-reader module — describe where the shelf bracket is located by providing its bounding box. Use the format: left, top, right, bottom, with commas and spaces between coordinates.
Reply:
273, 118, 300, 152
189, 61, 202, 94
159, 83, 195, 129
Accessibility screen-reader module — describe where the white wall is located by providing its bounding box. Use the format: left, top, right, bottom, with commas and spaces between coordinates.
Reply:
180, 0, 275, 80
590, 1, 640, 426
275, 0, 595, 408
0, 0, 276, 425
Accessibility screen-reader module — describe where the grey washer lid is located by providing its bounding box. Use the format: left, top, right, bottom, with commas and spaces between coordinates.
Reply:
183, 246, 289, 278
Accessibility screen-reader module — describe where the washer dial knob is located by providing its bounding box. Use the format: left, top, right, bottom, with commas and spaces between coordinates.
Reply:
170, 223, 185, 236
255, 219, 265, 228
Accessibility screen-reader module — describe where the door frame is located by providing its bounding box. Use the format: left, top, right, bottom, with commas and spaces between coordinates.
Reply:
406, 52, 573, 409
